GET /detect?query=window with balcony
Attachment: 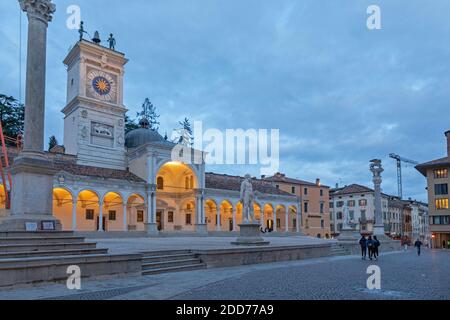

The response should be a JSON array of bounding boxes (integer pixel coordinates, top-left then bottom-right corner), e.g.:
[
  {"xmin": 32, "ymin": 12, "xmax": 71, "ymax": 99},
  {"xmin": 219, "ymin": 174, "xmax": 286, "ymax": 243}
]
[
  {"xmin": 434, "ymin": 169, "xmax": 448, "ymax": 179},
  {"xmin": 435, "ymin": 198, "xmax": 449, "ymax": 210},
  {"xmin": 435, "ymin": 184, "xmax": 449, "ymax": 195}
]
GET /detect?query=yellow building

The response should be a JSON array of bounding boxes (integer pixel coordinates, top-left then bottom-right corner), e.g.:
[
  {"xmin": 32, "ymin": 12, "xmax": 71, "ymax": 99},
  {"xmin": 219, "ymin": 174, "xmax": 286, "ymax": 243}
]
[
  {"xmin": 416, "ymin": 131, "xmax": 450, "ymax": 249},
  {"xmin": 263, "ymin": 173, "xmax": 331, "ymax": 238}
]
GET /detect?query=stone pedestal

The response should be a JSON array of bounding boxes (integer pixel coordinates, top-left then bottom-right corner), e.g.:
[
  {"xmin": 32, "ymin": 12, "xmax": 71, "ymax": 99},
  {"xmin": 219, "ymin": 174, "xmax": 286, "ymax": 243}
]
[
  {"xmin": 373, "ymin": 224, "xmax": 386, "ymax": 237},
  {"xmin": 195, "ymin": 223, "xmax": 208, "ymax": 235},
  {"xmin": 231, "ymin": 223, "xmax": 270, "ymax": 246},
  {"xmin": 145, "ymin": 223, "xmax": 159, "ymax": 235},
  {"xmin": 338, "ymin": 228, "xmax": 361, "ymax": 241},
  {"xmin": 0, "ymin": 156, "xmax": 61, "ymax": 231}
]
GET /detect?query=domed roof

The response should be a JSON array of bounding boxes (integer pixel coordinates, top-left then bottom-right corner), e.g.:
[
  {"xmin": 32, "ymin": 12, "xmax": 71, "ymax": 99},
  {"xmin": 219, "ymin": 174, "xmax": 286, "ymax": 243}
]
[{"xmin": 125, "ymin": 128, "xmax": 167, "ymax": 148}]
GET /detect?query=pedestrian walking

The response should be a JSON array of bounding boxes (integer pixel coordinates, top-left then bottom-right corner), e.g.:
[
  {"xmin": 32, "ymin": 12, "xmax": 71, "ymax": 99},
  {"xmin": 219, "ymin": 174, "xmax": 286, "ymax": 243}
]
[
  {"xmin": 359, "ymin": 235, "xmax": 367, "ymax": 260},
  {"xmin": 367, "ymin": 236, "xmax": 375, "ymax": 260},
  {"xmin": 373, "ymin": 236, "xmax": 380, "ymax": 260},
  {"xmin": 414, "ymin": 239, "xmax": 423, "ymax": 256}
]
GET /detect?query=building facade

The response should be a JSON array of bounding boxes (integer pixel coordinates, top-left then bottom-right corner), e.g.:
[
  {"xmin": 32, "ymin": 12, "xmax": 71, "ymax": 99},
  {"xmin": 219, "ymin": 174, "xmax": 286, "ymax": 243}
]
[
  {"xmin": 329, "ymin": 184, "xmax": 389, "ymax": 237},
  {"xmin": 264, "ymin": 173, "xmax": 331, "ymax": 238},
  {"xmin": 0, "ymin": 39, "xmax": 302, "ymax": 235},
  {"xmin": 416, "ymin": 131, "xmax": 450, "ymax": 249}
]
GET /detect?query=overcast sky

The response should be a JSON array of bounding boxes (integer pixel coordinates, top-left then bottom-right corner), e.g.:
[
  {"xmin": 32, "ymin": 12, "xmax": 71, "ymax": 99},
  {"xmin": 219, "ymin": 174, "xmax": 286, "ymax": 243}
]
[{"xmin": 1, "ymin": 0, "xmax": 450, "ymax": 201}]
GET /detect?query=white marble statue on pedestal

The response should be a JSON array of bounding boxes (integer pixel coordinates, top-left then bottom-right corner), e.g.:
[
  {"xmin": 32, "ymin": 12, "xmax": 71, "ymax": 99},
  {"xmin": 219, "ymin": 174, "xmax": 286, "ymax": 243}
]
[{"xmin": 240, "ymin": 174, "xmax": 256, "ymax": 223}]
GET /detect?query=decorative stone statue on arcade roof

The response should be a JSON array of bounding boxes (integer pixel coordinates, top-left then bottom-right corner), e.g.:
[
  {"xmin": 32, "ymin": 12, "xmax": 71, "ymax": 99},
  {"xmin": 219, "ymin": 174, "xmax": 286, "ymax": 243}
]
[{"xmin": 108, "ymin": 33, "xmax": 116, "ymax": 51}]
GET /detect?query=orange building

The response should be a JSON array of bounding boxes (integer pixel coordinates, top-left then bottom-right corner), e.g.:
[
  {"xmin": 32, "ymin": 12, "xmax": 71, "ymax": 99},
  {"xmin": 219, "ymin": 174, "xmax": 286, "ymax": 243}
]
[{"xmin": 263, "ymin": 173, "xmax": 331, "ymax": 238}]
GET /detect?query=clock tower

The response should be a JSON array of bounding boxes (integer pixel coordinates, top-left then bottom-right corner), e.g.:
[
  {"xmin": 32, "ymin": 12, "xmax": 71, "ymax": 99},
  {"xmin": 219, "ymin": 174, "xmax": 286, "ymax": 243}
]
[{"xmin": 62, "ymin": 39, "xmax": 128, "ymax": 170}]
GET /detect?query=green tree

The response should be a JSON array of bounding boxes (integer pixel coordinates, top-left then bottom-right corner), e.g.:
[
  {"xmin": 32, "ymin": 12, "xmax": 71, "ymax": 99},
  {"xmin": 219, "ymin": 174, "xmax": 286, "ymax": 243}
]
[
  {"xmin": 48, "ymin": 135, "xmax": 58, "ymax": 151},
  {"xmin": 0, "ymin": 94, "xmax": 25, "ymax": 143},
  {"xmin": 177, "ymin": 117, "xmax": 193, "ymax": 146},
  {"xmin": 125, "ymin": 114, "xmax": 139, "ymax": 134},
  {"xmin": 137, "ymin": 98, "xmax": 160, "ymax": 131}
]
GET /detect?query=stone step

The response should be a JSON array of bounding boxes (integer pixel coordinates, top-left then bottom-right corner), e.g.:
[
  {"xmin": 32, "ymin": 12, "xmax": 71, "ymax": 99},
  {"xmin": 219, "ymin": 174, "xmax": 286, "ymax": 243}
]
[
  {"xmin": 142, "ymin": 258, "xmax": 201, "ymax": 270},
  {"xmin": 140, "ymin": 250, "xmax": 193, "ymax": 257},
  {"xmin": 142, "ymin": 253, "xmax": 197, "ymax": 263},
  {"xmin": 0, "ymin": 231, "xmax": 75, "ymax": 239},
  {"xmin": 142, "ymin": 263, "xmax": 207, "ymax": 276},
  {"xmin": 0, "ymin": 248, "xmax": 108, "ymax": 259},
  {"xmin": 0, "ymin": 236, "xmax": 86, "ymax": 245},
  {"xmin": 0, "ymin": 253, "xmax": 142, "ymax": 288},
  {"xmin": 0, "ymin": 242, "xmax": 98, "ymax": 253}
]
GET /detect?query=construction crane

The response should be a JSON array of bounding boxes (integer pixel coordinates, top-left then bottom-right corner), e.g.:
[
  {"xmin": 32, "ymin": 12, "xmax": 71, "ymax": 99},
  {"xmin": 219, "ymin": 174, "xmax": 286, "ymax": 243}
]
[{"xmin": 389, "ymin": 153, "xmax": 419, "ymax": 200}]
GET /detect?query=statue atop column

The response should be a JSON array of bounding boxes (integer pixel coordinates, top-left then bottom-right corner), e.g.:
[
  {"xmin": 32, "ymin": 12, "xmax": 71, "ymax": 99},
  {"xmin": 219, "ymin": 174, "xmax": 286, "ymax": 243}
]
[{"xmin": 240, "ymin": 174, "xmax": 256, "ymax": 223}]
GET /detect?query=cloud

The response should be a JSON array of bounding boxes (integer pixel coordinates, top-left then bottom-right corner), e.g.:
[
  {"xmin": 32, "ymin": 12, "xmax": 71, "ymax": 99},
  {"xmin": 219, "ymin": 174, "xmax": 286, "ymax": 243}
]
[{"xmin": 1, "ymin": 0, "xmax": 449, "ymax": 201}]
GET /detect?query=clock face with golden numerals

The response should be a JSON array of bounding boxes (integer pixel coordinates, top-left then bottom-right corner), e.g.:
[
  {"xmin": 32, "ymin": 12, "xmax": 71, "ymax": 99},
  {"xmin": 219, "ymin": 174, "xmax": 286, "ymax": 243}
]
[{"xmin": 86, "ymin": 69, "xmax": 117, "ymax": 102}]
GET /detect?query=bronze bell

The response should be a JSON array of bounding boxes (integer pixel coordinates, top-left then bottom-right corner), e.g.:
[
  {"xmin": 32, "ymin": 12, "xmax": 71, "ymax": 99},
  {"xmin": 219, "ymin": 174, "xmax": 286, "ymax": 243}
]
[{"xmin": 92, "ymin": 31, "xmax": 101, "ymax": 44}]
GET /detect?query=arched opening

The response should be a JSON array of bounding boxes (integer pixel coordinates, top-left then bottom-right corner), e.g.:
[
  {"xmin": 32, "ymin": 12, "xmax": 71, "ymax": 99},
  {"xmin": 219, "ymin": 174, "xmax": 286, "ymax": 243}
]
[
  {"xmin": 204, "ymin": 199, "xmax": 217, "ymax": 231},
  {"xmin": 264, "ymin": 204, "xmax": 274, "ymax": 231},
  {"xmin": 220, "ymin": 200, "xmax": 233, "ymax": 232},
  {"xmin": 276, "ymin": 205, "xmax": 286, "ymax": 232},
  {"xmin": 317, "ymin": 234, "xmax": 322, "ymax": 238},
  {"xmin": 103, "ymin": 192, "xmax": 124, "ymax": 231},
  {"xmin": 76, "ymin": 190, "xmax": 100, "ymax": 231},
  {"xmin": 53, "ymin": 188, "xmax": 73, "ymax": 231},
  {"xmin": 156, "ymin": 176, "xmax": 164, "ymax": 190},
  {"xmin": 155, "ymin": 161, "xmax": 198, "ymax": 232},
  {"xmin": 127, "ymin": 194, "xmax": 146, "ymax": 231},
  {"xmin": 253, "ymin": 202, "xmax": 262, "ymax": 223}
]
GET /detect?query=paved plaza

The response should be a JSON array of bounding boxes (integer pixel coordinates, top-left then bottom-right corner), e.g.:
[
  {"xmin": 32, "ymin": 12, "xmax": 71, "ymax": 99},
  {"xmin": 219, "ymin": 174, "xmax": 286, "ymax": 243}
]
[
  {"xmin": 0, "ymin": 249, "xmax": 448, "ymax": 300},
  {"xmin": 91, "ymin": 236, "xmax": 332, "ymax": 254}
]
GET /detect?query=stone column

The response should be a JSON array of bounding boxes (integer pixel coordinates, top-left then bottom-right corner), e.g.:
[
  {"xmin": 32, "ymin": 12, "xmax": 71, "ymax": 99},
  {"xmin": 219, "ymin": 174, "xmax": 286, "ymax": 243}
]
[
  {"xmin": 98, "ymin": 200, "xmax": 104, "ymax": 232},
  {"xmin": 0, "ymin": 1, "xmax": 58, "ymax": 231},
  {"xmin": 145, "ymin": 185, "xmax": 158, "ymax": 235},
  {"xmin": 71, "ymin": 200, "xmax": 77, "ymax": 231},
  {"xmin": 285, "ymin": 207, "xmax": 289, "ymax": 232},
  {"xmin": 273, "ymin": 208, "xmax": 277, "ymax": 232},
  {"xmin": 260, "ymin": 208, "xmax": 264, "ymax": 228},
  {"xmin": 122, "ymin": 202, "xmax": 128, "ymax": 231},
  {"xmin": 232, "ymin": 207, "xmax": 237, "ymax": 232},
  {"xmin": 195, "ymin": 190, "xmax": 207, "ymax": 234},
  {"xmin": 20, "ymin": 0, "xmax": 55, "ymax": 154},
  {"xmin": 296, "ymin": 200, "xmax": 301, "ymax": 233},
  {"xmin": 216, "ymin": 204, "xmax": 221, "ymax": 231},
  {"xmin": 370, "ymin": 159, "xmax": 385, "ymax": 236}
]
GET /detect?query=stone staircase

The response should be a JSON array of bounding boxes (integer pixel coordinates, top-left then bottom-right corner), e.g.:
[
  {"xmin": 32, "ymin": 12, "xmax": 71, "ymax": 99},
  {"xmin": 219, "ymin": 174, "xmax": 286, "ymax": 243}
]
[
  {"xmin": 330, "ymin": 243, "xmax": 352, "ymax": 257},
  {"xmin": 0, "ymin": 231, "xmax": 141, "ymax": 287},
  {"xmin": 141, "ymin": 250, "xmax": 206, "ymax": 275}
]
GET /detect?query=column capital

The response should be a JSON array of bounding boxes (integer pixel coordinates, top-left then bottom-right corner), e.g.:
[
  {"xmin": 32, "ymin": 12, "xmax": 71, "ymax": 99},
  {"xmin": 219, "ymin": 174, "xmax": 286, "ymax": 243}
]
[{"xmin": 19, "ymin": 0, "xmax": 56, "ymax": 24}]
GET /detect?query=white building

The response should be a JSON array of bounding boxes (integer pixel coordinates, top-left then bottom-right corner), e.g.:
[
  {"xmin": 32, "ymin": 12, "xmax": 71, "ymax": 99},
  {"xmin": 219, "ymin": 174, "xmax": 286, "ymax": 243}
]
[{"xmin": 329, "ymin": 184, "xmax": 389, "ymax": 236}]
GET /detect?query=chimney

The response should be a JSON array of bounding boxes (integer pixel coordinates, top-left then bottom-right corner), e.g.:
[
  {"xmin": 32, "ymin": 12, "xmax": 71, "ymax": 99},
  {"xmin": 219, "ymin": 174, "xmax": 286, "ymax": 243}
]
[
  {"xmin": 316, "ymin": 178, "xmax": 321, "ymax": 186},
  {"xmin": 446, "ymin": 130, "xmax": 450, "ymax": 156}
]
